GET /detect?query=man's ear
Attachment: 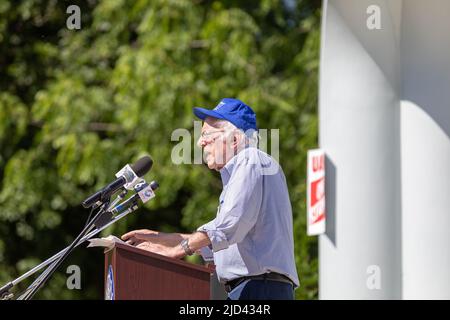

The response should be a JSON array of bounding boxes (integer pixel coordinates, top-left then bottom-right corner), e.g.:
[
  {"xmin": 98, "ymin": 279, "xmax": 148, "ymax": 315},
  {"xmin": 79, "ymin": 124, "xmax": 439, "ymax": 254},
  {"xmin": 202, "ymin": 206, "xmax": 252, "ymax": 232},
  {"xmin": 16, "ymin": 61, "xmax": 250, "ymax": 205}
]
[
  {"xmin": 232, "ymin": 134, "xmax": 238, "ymax": 147},
  {"xmin": 232, "ymin": 133, "xmax": 243, "ymax": 151}
]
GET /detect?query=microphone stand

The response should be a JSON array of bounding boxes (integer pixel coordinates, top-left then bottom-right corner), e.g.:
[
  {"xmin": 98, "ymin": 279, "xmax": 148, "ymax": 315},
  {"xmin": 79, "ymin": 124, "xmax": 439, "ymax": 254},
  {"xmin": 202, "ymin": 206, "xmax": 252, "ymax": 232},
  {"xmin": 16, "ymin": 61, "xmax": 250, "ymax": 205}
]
[
  {"xmin": 19, "ymin": 199, "xmax": 112, "ymax": 300},
  {"xmin": 0, "ymin": 191, "xmax": 141, "ymax": 300}
]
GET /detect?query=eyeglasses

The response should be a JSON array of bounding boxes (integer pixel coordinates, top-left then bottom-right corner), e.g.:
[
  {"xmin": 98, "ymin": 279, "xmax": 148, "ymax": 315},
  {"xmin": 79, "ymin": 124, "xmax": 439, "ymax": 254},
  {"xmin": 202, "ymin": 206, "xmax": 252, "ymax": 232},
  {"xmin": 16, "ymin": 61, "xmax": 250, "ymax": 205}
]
[{"xmin": 200, "ymin": 130, "xmax": 225, "ymax": 139}]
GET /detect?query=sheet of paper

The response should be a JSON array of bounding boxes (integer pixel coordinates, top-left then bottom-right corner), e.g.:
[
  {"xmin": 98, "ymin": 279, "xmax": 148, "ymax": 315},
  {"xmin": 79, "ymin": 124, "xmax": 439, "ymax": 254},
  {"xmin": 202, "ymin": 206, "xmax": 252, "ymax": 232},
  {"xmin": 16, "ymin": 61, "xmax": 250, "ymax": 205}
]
[{"xmin": 87, "ymin": 235, "xmax": 128, "ymax": 249}]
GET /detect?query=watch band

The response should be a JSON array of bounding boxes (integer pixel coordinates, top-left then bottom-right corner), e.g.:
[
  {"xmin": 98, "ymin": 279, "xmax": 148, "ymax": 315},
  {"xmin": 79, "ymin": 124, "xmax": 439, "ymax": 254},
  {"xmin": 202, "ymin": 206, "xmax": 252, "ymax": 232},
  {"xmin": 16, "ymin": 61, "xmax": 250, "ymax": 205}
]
[{"xmin": 180, "ymin": 239, "xmax": 194, "ymax": 256}]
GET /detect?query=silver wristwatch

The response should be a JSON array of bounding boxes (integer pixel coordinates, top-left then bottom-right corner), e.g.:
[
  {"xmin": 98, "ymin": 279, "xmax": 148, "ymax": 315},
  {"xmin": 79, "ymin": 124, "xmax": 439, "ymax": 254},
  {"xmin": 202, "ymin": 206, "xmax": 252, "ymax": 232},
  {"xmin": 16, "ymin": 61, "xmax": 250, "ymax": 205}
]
[{"xmin": 180, "ymin": 239, "xmax": 194, "ymax": 256}]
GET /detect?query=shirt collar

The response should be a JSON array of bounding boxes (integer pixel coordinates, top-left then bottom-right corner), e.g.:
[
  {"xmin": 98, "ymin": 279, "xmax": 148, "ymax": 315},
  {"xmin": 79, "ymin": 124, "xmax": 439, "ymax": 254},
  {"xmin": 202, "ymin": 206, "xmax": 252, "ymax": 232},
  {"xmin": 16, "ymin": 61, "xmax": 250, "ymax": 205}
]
[
  {"xmin": 219, "ymin": 155, "xmax": 237, "ymax": 187},
  {"xmin": 219, "ymin": 147, "xmax": 254, "ymax": 186}
]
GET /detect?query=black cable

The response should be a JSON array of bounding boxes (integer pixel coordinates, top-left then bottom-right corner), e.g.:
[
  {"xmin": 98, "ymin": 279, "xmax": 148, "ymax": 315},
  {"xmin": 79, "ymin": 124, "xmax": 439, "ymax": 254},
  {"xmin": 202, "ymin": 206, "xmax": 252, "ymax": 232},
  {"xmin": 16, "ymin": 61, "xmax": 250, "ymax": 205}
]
[
  {"xmin": 23, "ymin": 200, "xmax": 110, "ymax": 300},
  {"xmin": 20, "ymin": 203, "xmax": 100, "ymax": 299},
  {"xmin": 83, "ymin": 204, "xmax": 96, "ymax": 229}
]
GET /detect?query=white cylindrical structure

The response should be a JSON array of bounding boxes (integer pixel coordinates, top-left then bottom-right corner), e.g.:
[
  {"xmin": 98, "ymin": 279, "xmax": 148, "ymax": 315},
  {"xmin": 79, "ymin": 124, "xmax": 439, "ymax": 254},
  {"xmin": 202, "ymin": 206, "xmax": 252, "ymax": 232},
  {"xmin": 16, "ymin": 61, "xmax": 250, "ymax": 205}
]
[
  {"xmin": 319, "ymin": 0, "xmax": 450, "ymax": 299},
  {"xmin": 400, "ymin": 0, "xmax": 450, "ymax": 300},
  {"xmin": 319, "ymin": 0, "xmax": 402, "ymax": 299}
]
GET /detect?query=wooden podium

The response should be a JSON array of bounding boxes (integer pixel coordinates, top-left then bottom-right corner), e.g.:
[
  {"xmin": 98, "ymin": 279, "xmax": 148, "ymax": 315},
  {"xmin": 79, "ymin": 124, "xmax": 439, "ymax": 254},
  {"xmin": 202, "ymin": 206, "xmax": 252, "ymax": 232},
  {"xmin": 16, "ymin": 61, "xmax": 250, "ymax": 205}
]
[{"xmin": 104, "ymin": 242, "xmax": 213, "ymax": 300}]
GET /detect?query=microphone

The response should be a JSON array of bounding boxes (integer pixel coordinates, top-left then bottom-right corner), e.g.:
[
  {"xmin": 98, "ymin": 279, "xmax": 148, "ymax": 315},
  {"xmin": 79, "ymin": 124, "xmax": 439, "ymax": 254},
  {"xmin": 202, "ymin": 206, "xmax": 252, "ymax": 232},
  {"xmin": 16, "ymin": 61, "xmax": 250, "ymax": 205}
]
[
  {"xmin": 82, "ymin": 156, "xmax": 153, "ymax": 208},
  {"xmin": 110, "ymin": 180, "xmax": 159, "ymax": 215},
  {"xmin": 93, "ymin": 180, "xmax": 159, "ymax": 229}
]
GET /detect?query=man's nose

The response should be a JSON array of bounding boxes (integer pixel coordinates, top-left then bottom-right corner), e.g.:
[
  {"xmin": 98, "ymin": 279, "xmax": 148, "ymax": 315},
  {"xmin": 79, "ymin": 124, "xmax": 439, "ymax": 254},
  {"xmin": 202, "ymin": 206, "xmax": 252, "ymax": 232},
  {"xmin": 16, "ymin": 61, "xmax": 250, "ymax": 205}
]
[{"xmin": 197, "ymin": 137, "xmax": 207, "ymax": 148}]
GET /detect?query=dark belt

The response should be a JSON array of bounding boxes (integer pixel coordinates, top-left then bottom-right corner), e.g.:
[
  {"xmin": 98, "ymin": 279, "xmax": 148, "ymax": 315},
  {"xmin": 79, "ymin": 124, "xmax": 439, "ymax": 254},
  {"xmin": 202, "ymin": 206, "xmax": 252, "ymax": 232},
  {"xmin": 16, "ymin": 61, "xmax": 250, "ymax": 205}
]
[{"xmin": 224, "ymin": 272, "xmax": 293, "ymax": 293}]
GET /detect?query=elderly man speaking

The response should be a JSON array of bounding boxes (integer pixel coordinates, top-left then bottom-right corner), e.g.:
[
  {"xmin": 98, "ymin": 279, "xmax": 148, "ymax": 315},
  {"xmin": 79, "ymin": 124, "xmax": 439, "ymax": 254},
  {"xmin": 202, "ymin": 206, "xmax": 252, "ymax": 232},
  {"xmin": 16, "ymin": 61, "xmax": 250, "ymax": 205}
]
[{"xmin": 122, "ymin": 98, "xmax": 299, "ymax": 300}]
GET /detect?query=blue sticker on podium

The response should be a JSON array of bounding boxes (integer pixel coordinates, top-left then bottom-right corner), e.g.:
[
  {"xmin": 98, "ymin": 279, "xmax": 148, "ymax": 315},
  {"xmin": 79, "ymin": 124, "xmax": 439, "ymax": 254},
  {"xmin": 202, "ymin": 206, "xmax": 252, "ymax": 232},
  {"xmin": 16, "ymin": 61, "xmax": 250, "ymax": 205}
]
[{"xmin": 105, "ymin": 264, "xmax": 114, "ymax": 300}]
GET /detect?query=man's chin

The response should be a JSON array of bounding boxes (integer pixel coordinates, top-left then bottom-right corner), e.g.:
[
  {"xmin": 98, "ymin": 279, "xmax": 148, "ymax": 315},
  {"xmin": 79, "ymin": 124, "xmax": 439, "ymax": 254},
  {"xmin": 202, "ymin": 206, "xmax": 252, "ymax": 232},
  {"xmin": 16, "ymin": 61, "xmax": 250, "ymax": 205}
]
[
  {"xmin": 206, "ymin": 160, "xmax": 221, "ymax": 171},
  {"xmin": 206, "ymin": 161, "xmax": 216, "ymax": 170}
]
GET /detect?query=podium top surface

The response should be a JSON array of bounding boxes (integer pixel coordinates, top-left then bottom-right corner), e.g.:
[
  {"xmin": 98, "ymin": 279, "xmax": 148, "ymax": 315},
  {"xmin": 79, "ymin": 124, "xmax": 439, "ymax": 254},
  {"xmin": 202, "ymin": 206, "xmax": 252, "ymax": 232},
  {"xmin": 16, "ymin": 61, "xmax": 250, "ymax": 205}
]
[{"xmin": 109, "ymin": 242, "xmax": 214, "ymax": 274}]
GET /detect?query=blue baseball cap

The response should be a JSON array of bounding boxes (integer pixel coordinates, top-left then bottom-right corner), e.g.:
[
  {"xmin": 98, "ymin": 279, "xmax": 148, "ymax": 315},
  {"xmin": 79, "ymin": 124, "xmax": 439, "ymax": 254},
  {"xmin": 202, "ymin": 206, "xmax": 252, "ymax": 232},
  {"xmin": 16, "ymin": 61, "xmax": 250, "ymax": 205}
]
[{"xmin": 193, "ymin": 98, "xmax": 257, "ymax": 132}]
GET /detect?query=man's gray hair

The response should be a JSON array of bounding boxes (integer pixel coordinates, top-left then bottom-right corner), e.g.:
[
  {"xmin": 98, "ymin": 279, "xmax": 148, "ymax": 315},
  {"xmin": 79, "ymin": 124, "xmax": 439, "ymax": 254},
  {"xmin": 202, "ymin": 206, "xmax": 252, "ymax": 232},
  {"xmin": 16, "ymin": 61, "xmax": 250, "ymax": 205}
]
[{"xmin": 214, "ymin": 119, "xmax": 259, "ymax": 148}]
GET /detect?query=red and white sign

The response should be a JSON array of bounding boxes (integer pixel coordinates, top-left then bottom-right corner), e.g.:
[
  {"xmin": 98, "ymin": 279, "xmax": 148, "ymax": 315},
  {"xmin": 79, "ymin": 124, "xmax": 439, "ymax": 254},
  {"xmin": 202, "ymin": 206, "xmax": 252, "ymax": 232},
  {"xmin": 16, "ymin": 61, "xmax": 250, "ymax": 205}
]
[{"xmin": 307, "ymin": 149, "xmax": 326, "ymax": 235}]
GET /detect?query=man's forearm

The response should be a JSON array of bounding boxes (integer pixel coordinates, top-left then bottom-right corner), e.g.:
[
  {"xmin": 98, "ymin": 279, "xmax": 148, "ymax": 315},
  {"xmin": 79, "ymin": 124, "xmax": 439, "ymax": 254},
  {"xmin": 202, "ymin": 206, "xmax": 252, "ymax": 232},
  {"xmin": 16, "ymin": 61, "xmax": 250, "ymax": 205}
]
[
  {"xmin": 171, "ymin": 231, "xmax": 211, "ymax": 259},
  {"xmin": 156, "ymin": 232, "xmax": 191, "ymax": 246}
]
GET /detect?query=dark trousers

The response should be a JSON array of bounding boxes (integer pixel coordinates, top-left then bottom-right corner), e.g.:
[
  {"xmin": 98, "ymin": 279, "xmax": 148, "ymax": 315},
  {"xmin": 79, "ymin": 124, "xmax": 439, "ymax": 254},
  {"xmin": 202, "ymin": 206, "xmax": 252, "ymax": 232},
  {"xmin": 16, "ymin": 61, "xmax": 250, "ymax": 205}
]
[{"xmin": 227, "ymin": 279, "xmax": 295, "ymax": 300}]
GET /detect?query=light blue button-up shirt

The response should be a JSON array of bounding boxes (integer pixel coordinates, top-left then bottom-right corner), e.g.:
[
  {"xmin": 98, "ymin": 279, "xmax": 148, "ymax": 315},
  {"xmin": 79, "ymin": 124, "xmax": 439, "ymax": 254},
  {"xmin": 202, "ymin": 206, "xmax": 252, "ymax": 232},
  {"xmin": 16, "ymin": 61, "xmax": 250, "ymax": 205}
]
[{"xmin": 197, "ymin": 147, "xmax": 300, "ymax": 287}]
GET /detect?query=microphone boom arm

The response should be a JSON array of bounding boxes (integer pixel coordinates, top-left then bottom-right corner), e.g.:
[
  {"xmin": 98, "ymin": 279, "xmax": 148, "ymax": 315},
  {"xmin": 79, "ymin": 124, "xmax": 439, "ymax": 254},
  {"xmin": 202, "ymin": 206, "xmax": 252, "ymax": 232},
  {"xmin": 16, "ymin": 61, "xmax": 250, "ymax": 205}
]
[{"xmin": 0, "ymin": 192, "xmax": 147, "ymax": 300}]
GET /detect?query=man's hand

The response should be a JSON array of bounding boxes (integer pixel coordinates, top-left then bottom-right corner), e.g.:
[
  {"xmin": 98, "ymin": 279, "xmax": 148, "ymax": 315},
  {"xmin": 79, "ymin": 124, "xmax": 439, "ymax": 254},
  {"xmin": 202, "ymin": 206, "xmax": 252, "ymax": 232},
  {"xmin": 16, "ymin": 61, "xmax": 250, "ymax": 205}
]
[
  {"xmin": 121, "ymin": 229, "xmax": 184, "ymax": 247},
  {"xmin": 134, "ymin": 242, "xmax": 184, "ymax": 259},
  {"xmin": 120, "ymin": 230, "xmax": 212, "ymax": 260}
]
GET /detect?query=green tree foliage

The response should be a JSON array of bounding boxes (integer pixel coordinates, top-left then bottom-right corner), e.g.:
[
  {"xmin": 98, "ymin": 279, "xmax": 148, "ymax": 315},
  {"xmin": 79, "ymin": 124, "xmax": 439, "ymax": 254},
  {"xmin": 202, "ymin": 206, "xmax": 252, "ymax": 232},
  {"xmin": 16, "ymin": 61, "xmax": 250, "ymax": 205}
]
[{"xmin": 0, "ymin": 0, "xmax": 320, "ymax": 299}]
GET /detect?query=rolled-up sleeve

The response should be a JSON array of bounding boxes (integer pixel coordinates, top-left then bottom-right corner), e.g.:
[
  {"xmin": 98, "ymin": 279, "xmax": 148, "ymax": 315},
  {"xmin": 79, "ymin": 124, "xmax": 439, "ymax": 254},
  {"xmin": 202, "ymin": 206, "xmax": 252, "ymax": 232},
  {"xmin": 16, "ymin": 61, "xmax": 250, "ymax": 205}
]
[{"xmin": 197, "ymin": 161, "xmax": 263, "ymax": 252}]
